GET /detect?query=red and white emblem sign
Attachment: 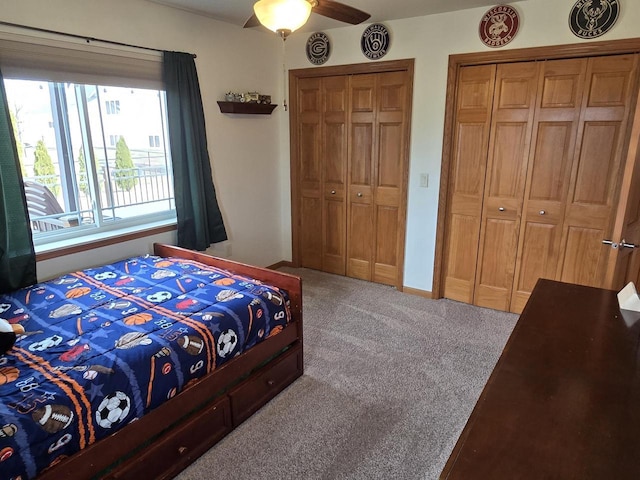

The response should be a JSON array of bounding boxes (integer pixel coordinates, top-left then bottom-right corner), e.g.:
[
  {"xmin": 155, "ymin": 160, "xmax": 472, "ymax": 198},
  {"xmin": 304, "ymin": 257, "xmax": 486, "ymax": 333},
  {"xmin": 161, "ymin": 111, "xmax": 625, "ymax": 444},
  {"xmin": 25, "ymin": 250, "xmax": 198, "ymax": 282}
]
[{"xmin": 479, "ymin": 5, "xmax": 520, "ymax": 48}]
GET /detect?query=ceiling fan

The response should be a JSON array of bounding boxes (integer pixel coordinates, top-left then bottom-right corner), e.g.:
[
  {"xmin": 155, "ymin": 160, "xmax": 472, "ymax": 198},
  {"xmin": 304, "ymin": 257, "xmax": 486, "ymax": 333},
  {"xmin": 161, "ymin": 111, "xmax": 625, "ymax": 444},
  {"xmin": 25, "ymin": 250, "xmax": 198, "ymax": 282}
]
[{"xmin": 244, "ymin": 0, "xmax": 371, "ymax": 38}]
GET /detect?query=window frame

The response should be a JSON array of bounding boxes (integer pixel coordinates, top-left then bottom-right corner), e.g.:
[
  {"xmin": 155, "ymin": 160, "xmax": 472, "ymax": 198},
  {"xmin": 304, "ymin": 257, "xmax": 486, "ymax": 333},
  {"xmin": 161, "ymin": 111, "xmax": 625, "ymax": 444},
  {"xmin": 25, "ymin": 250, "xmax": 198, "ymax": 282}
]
[{"xmin": 0, "ymin": 31, "xmax": 176, "ymax": 256}]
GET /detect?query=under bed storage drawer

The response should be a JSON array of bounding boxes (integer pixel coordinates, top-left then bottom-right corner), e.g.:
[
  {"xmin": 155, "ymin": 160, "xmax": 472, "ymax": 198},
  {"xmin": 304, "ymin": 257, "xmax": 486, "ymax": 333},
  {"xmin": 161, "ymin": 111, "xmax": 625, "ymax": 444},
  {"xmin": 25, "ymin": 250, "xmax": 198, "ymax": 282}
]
[
  {"xmin": 230, "ymin": 345, "xmax": 302, "ymax": 425},
  {"xmin": 106, "ymin": 395, "xmax": 232, "ymax": 480}
]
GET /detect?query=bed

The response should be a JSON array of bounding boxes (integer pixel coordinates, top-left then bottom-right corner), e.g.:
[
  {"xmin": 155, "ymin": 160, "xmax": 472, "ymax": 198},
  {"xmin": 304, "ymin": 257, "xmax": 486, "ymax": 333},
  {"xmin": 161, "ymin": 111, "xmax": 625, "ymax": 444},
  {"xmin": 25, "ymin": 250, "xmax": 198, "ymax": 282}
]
[{"xmin": 0, "ymin": 243, "xmax": 303, "ymax": 480}]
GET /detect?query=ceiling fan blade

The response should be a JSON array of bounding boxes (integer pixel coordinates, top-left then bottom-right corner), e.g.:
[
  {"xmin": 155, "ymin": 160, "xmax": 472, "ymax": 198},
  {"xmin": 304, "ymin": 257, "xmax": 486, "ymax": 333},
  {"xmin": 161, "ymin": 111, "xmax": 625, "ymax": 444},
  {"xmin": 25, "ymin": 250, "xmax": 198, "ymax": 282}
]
[
  {"xmin": 243, "ymin": 13, "xmax": 261, "ymax": 28},
  {"xmin": 313, "ymin": 0, "xmax": 371, "ymax": 25}
]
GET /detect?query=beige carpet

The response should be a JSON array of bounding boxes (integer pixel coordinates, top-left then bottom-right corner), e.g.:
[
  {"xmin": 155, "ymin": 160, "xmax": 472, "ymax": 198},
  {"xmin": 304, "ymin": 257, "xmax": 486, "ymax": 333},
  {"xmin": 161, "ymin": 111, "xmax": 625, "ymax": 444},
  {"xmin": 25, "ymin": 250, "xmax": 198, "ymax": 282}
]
[{"xmin": 177, "ymin": 268, "xmax": 517, "ymax": 480}]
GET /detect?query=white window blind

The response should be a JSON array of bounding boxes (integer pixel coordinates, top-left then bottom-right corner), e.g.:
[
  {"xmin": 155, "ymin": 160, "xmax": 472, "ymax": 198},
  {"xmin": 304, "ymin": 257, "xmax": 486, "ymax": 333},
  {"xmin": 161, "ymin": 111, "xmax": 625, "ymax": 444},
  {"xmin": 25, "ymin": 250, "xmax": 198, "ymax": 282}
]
[{"xmin": 0, "ymin": 31, "xmax": 162, "ymax": 89}]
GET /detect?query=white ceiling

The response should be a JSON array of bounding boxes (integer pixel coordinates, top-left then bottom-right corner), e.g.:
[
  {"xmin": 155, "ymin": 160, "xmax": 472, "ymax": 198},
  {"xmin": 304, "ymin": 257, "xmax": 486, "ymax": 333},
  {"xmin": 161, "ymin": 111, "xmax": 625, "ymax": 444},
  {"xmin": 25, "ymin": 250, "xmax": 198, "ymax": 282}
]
[{"xmin": 146, "ymin": 0, "xmax": 528, "ymax": 33}]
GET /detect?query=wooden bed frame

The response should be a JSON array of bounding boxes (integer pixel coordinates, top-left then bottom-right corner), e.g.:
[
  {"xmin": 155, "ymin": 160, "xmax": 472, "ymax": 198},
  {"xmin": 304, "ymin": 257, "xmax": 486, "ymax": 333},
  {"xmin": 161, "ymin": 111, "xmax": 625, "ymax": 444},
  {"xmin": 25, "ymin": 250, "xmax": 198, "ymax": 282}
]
[{"xmin": 37, "ymin": 243, "xmax": 303, "ymax": 480}]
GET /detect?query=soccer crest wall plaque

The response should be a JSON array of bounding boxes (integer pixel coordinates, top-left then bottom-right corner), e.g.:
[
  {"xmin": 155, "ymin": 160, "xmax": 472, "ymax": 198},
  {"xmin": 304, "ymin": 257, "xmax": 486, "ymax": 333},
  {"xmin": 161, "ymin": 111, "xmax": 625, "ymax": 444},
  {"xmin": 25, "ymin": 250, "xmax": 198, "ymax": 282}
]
[
  {"xmin": 479, "ymin": 5, "xmax": 520, "ymax": 48},
  {"xmin": 569, "ymin": 0, "xmax": 620, "ymax": 39},
  {"xmin": 306, "ymin": 32, "xmax": 331, "ymax": 65},
  {"xmin": 361, "ymin": 23, "xmax": 391, "ymax": 60}
]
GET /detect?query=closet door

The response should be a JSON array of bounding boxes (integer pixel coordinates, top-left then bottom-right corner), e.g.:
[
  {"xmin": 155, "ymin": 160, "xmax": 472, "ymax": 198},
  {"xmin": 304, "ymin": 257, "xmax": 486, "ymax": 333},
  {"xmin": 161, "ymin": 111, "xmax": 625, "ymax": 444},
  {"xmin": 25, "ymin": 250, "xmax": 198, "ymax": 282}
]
[
  {"xmin": 442, "ymin": 65, "xmax": 496, "ymax": 303},
  {"xmin": 297, "ymin": 77, "xmax": 323, "ymax": 270},
  {"xmin": 510, "ymin": 59, "xmax": 587, "ymax": 313},
  {"xmin": 474, "ymin": 62, "xmax": 539, "ymax": 311},
  {"xmin": 347, "ymin": 74, "xmax": 376, "ymax": 280},
  {"xmin": 559, "ymin": 54, "xmax": 639, "ymax": 286},
  {"xmin": 373, "ymin": 70, "xmax": 410, "ymax": 286},
  {"xmin": 606, "ymin": 89, "xmax": 640, "ymax": 288},
  {"xmin": 346, "ymin": 71, "xmax": 411, "ymax": 285},
  {"xmin": 322, "ymin": 76, "xmax": 348, "ymax": 275}
]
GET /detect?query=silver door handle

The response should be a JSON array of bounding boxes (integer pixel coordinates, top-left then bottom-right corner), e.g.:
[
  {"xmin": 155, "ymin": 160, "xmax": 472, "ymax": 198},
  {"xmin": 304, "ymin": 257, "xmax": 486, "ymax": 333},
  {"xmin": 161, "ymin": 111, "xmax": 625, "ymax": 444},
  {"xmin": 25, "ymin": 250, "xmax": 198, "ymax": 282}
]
[
  {"xmin": 498, "ymin": 207, "xmax": 505, "ymax": 212},
  {"xmin": 621, "ymin": 239, "xmax": 638, "ymax": 249},
  {"xmin": 602, "ymin": 240, "xmax": 619, "ymax": 249}
]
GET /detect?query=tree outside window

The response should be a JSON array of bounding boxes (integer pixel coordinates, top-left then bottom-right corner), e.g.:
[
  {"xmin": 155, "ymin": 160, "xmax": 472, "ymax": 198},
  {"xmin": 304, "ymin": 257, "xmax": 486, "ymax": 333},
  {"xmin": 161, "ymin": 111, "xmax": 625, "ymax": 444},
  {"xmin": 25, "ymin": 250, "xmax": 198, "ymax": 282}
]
[{"xmin": 114, "ymin": 136, "xmax": 137, "ymax": 191}]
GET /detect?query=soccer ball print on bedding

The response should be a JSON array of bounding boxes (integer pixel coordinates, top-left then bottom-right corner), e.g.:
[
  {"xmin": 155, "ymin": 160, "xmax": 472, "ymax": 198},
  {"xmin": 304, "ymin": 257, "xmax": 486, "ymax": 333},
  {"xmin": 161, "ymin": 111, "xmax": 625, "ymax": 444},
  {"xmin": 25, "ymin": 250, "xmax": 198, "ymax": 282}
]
[
  {"xmin": 216, "ymin": 329, "xmax": 238, "ymax": 358},
  {"xmin": 95, "ymin": 391, "xmax": 131, "ymax": 429}
]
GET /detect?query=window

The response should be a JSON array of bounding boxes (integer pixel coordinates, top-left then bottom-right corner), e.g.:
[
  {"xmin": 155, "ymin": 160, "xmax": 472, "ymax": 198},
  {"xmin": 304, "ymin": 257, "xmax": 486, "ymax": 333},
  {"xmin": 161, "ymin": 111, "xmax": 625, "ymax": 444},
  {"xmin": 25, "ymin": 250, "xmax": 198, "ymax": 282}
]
[
  {"xmin": 0, "ymin": 32, "xmax": 173, "ymax": 250},
  {"xmin": 105, "ymin": 99, "xmax": 120, "ymax": 115},
  {"xmin": 5, "ymin": 79, "xmax": 175, "ymax": 248},
  {"xmin": 149, "ymin": 135, "xmax": 160, "ymax": 148}
]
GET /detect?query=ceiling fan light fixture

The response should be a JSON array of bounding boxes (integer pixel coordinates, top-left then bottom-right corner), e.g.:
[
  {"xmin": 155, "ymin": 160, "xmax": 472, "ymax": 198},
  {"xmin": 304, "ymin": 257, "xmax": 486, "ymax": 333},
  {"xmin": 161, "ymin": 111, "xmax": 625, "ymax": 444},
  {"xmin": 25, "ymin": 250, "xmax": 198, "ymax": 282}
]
[{"xmin": 254, "ymin": 0, "xmax": 312, "ymax": 35}]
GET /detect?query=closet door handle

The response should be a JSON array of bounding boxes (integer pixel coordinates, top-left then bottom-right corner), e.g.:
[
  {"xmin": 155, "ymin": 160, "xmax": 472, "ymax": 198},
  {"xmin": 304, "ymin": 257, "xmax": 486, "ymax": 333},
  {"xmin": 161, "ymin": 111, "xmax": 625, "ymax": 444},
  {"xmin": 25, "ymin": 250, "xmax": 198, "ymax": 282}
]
[
  {"xmin": 357, "ymin": 192, "xmax": 363, "ymax": 197},
  {"xmin": 621, "ymin": 240, "xmax": 638, "ymax": 249},
  {"xmin": 498, "ymin": 207, "xmax": 505, "ymax": 212}
]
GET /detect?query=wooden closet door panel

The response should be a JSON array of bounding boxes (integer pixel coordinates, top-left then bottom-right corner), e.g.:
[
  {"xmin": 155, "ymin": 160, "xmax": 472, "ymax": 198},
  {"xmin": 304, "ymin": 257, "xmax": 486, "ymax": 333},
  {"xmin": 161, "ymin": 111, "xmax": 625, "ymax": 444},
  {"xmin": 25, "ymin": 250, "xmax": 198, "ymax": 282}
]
[
  {"xmin": 443, "ymin": 65, "xmax": 496, "ymax": 303},
  {"xmin": 511, "ymin": 59, "xmax": 587, "ymax": 313},
  {"xmin": 298, "ymin": 78, "xmax": 323, "ymax": 269},
  {"xmin": 322, "ymin": 76, "xmax": 348, "ymax": 274},
  {"xmin": 475, "ymin": 62, "xmax": 539, "ymax": 311},
  {"xmin": 607, "ymin": 88, "xmax": 640, "ymax": 288},
  {"xmin": 560, "ymin": 55, "xmax": 638, "ymax": 287},
  {"xmin": 373, "ymin": 71, "xmax": 409, "ymax": 286},
  {"xmin": 347, "ymin": 74, "xmax": 376, "ymax": 280}
]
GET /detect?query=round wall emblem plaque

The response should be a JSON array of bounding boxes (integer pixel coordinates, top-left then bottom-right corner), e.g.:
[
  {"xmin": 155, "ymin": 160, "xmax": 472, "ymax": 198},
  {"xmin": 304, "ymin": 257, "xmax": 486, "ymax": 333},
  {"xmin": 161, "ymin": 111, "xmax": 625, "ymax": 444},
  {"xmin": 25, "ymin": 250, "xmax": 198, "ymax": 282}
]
[
  {"xmin": 306, "ymin": 32, "xmax": 331, "ymax": 65},
  {"xmin": 479, "ymin": 5, "xmax": 520, "ymax": 48},
  {"xmin": 361, "ymin": 23, "xmax": 391, "ymax": 60},
  {"xmin": 569, "ymin": 0, "xmax": 620, "ymax": 39}
]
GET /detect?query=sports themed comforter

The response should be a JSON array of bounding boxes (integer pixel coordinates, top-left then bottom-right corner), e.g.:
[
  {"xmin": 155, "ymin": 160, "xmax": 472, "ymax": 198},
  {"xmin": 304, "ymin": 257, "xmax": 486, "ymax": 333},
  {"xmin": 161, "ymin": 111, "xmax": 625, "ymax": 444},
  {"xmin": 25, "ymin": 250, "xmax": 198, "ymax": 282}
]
[{"xmin": 0, "ymin": 254, "xmax": 291, "ymax": 480}]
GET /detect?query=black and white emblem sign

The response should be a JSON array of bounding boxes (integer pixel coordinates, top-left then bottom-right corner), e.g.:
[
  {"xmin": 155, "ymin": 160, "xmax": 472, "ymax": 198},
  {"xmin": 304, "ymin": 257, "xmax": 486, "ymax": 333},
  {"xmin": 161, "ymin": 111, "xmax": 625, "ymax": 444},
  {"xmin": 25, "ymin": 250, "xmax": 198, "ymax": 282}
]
[
  {"xmin": 306, "ymin": 32, "xmax": 331, "ymax": 65},
  {"xmin": 569, "ymin": 0, "xmax": 620, "ymax": 39},
  {"xmin": 361, "ymin": 24, "xmax": 390, "ymax": 60}
]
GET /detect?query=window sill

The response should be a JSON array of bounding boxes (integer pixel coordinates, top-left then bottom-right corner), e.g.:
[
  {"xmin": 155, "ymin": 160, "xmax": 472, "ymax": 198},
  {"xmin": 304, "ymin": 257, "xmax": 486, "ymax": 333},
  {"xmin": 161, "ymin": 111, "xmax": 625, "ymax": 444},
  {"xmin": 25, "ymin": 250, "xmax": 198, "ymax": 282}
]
[{"xmin": 35, "ymin": 221, "xmax": 177, "ymax": 262}]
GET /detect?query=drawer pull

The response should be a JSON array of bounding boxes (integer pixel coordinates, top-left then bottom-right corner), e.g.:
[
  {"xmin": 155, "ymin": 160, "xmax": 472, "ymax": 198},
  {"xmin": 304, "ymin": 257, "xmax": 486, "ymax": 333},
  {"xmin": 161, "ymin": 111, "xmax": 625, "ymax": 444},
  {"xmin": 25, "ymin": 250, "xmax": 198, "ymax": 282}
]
[
  {"xmin": 539, "ymin": 210, "xmax": 546, "ymax": 215},
  {"xmin": 498, "ymin": 207, "xmax": 505, "ymax": 212},
  {"xmin": 178, "ymin": 446, "xmax": 188, "ymax": 455},
  {"xmin": 331, "ymin": 190, "xmax": 336, "ymax": 194},
  {"xmin": 357, "ymin": 192, "xmax": 363, "ymax": 197},
  {"xmin": 267, "ymin": 379, "xmax": 275, "ymax": 387}
]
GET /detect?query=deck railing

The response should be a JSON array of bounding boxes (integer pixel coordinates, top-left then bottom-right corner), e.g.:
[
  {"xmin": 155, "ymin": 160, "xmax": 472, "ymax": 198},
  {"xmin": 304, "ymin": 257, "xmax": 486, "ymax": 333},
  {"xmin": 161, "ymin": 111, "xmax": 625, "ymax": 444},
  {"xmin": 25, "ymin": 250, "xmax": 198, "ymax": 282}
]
[{"xmin": 25, "ymin": 164, "xmax": 174, "ymax": 231}]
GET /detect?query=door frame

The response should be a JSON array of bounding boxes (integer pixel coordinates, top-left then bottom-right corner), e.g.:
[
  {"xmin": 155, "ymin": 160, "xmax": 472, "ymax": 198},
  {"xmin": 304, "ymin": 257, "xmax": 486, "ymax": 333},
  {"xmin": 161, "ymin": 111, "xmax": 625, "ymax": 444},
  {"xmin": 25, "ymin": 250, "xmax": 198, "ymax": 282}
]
[
  {"xmin": 433, "ymin": 37, "xmax": 640, "ymax": 299},
  {"xmin": 289, "ymin": 59, "xmax": 415, "ymax": 290}
]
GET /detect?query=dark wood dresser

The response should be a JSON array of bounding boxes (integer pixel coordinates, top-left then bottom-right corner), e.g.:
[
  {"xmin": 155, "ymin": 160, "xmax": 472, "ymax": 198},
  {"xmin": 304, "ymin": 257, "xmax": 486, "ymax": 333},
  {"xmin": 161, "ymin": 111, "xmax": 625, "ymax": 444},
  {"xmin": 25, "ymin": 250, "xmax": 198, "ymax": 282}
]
[{"xmin": 440, "ymin": 279, "xmax": 640, "ymax": 480}]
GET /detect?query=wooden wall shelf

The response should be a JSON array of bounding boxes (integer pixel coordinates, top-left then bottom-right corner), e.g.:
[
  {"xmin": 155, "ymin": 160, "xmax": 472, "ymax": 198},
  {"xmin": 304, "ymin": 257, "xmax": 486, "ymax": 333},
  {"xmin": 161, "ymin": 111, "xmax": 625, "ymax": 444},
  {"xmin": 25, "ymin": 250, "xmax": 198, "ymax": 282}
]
[{"xmin": 217, "ymin": 101, "xmax": 277, "ymax": 115}]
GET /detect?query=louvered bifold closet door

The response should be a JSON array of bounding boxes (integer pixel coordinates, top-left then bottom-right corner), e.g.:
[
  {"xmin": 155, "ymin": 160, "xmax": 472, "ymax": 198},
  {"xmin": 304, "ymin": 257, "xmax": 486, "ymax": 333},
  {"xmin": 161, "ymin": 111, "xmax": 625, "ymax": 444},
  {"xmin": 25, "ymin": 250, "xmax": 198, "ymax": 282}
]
[{"xmin": 442, "ymin": 65, "xmax": 496, "ymax": 303}]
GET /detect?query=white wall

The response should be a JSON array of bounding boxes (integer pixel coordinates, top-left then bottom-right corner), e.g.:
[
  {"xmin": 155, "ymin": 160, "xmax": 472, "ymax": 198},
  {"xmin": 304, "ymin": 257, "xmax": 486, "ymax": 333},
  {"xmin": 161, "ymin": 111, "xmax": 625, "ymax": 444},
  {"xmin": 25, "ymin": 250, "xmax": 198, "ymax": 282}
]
[
  {"xmin": 5, "ymin": 0, "xmax": 640, "ymax": 287},
  {"xmin": 282, "ymin": 0, "xmax": 640, "ymax": 292},
  {"xmin": 1, "ymin": 0, "xmax": 286, "ymax": 279}
]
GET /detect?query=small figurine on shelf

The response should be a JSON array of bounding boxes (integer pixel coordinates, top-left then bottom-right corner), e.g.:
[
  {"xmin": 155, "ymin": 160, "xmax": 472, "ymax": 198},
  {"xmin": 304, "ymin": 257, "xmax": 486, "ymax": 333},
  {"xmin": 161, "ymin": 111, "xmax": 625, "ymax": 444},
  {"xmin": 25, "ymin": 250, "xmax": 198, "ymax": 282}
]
[
  {"xmin": 242, "ymin": 92, "xmax": 260, "ymax": 103},
  {"xmin": 222, "ymin": 92, "xmax": 272, "ymax": 105}
]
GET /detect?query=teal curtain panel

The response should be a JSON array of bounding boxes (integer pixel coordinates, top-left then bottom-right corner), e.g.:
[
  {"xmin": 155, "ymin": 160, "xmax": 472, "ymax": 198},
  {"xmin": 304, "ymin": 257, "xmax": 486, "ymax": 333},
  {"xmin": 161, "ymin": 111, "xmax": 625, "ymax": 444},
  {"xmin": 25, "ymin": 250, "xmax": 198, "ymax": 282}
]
[
  {"xmin": 0, "ymin": 68, "xmax": 36, "ymax": 293},
  {"xmin": 163, "ymin": 51, "xmax": 227, "ymax": 251}
]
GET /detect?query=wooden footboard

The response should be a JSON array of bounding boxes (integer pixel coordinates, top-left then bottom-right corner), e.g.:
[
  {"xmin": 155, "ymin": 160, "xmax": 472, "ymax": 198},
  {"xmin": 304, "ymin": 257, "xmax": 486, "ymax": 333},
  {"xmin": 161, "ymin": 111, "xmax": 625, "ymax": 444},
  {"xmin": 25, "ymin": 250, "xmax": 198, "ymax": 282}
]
[{"xmin": 38, "ymin": 244, "xmax": 303, "ymax": 480}]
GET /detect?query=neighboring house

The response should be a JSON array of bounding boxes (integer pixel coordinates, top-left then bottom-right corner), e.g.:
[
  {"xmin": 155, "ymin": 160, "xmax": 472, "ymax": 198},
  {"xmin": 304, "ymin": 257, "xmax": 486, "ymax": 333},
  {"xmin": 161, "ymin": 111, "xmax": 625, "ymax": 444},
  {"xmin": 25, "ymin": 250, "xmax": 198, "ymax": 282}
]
[{"xmin": 3, "ymin": 0, "xmax": 640, "ymax": 291}]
